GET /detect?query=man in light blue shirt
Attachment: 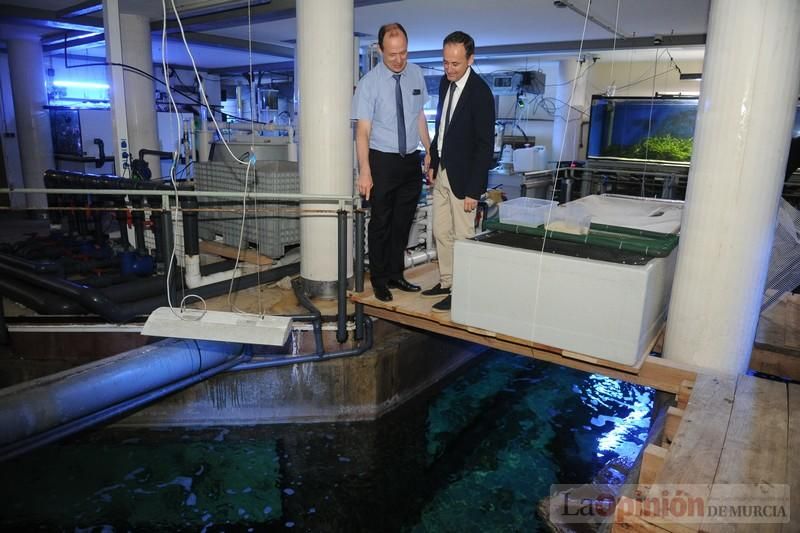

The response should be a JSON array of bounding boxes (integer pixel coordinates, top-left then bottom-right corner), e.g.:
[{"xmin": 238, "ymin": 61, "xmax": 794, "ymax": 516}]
[{"xmin": 352, "ymin": 22, "xmax": 431, "ymax": 302}]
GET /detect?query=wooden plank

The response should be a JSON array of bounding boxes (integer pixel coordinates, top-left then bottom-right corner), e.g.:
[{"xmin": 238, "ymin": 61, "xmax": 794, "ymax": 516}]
[
  {"xmin": 652, "ymin": 374, "xmax": 737, "ymax": 532},
  {"xmin": 783, "ymin": 294, "xmax": 800, "ymax": 350},
  {"xmin": 702, "ymin": 375, "xmax": 788, "ymax": 533},
  {"xmin": 676, "ymin": 380, "xmax": 694, "ymax": 410},
  {"xmin": 613, "ymin": 497, "xmax": 674, "ymax": 532},
  {"xmin": 657, "ymin": 373, "xmax": 736, "ymax": 486},
  {"xmin": 199, "ymin": 240, "xmax": 274, "ymax": 265},
  {"xmin": 663, "ymin": 406, "xmax": 684, "ymax": 446},
  {"xmin": 363, "ymin": 305, "xmax": 698, "ymax": 393},
  {"xmin": 783, "ymin": 383, "xmax": 799, "ymax": 533},
  {"xmin": 749, "ymin": 346, "xmax": 800, "ymax": 383},
  {"xmin": 639, "ymin": 444, "xmax": 669, "ymax": 486}
]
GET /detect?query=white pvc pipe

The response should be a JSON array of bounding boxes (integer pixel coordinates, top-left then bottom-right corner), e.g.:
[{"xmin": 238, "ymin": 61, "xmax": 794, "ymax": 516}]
[
  {"xmin": 6, "ymin": 38, "xmax": 53, "ymax": 213},
  {"xmin": 405, "ymin": 249, "xmax": 437, "ymax": 269},
  {"xmin": 551, "ymin": 58, "xmax": 588, "ymax": 162},
  {"xmin": 296, "ymin": 0, "xmax": 354, "ymax": 298},
  {"xmin": 663, "ymin": 0, "xmax": 800, "ymax": 375},
  {"xmin": 119, "ymin": 13, "xmax": 159, "ymax": 171},
  {"xmin": 183, "ymin": 254, "xmax": 255, "ymax": 289}
]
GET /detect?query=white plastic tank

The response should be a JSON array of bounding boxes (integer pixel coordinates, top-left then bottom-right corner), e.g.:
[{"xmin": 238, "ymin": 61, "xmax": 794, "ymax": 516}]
[{"xmin": 512, "ymin": 145, "xmax": 547, "ymax": 173}]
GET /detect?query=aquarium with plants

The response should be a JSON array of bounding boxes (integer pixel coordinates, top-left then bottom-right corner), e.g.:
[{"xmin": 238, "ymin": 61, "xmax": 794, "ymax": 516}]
[{"xmin": 587, "ymin": 95, "xmax": 698, "ymax": 164}]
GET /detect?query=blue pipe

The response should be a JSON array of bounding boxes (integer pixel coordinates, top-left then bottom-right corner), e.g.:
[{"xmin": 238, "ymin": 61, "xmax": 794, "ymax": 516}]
[
  {"xmin": 0, "ymin": 338, "xmax": 244, "ymax": 448},
  {"xmin": 0, "ymin": 349, "xmax": 250, "ymax": 462}
]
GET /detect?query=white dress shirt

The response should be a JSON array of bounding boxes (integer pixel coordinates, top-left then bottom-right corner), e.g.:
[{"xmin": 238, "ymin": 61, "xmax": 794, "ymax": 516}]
[{"xmin": 436, "ymin": 67, "xmax": 471, "ymax": 155}]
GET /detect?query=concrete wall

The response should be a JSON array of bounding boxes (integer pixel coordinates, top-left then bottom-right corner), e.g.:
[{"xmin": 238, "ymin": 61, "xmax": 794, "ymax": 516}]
[{"xmin": 116, "ymin": 320, "xmax": 487, "ymax": 426}]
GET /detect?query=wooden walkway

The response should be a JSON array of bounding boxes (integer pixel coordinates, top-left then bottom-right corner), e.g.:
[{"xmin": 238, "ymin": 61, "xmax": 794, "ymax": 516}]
[
  {"xmin": 352, "ymin": 264, "xmax": 800, "ymax": 530},
  {"xmin": 351, "ymin": 263, "xmax": 698, "ymax": 394},
  {"xmin": 619, "ymin": 374, "xmax": 799, "ymax": 532}
]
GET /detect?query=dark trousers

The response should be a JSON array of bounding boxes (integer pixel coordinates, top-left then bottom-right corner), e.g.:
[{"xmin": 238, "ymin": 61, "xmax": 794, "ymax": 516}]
[{"xmin": 367, "ymin": 149, "xmax": 423, "ymax": 287}]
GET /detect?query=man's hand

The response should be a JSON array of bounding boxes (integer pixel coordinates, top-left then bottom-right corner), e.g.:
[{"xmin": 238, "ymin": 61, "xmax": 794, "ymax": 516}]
[
  {"xmin": 423, "ymin": 153, "xmax": 431, "ymax": 173},
  {"xmin": 426, "ymin": 167, "xmax": 435, "ymax": 186},
  {"xmin": 464, "ymin": 196, "xmax": 477, "ymax": 212},
  {"xmin": 357, "ymin": 170, "xmax": 373, "ymax": 200}
]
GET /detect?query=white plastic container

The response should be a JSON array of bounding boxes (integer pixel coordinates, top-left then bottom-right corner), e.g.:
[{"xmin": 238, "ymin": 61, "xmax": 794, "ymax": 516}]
[
  {"xmin": 498, "ymin": 197, "xmax": 557, "ymax": 227},
  {"xmin": 513, "ymin": 145, "xmax": 547, "ymax": 172},
  {"xmin": 545, "ymin": 203, "xmax": 592, "ymax": 235},
  {"xmin": 451, "ymin": 238, "xmax": 677, "ymax": 365}
]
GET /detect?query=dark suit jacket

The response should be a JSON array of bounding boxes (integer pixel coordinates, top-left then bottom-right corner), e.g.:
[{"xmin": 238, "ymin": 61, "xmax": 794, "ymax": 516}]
[{"xmin": 429, "ymin": 68, "xmax": 496, "ymax": 200}]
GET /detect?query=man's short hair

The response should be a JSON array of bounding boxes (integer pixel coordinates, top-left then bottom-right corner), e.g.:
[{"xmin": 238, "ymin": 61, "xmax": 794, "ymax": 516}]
[
  {"xmin": 378, "ymin": 22, "xmax": 408, "ymax": 51},
  {"xmin": 443, "ymin": 31, "xmax": 475, "ymax": 58}
]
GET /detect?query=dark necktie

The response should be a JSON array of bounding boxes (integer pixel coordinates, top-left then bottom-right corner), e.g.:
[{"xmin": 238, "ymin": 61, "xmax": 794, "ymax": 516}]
[
  {"xmin": 393, "ymin": 74, "xmax": 406, "ymax": 155},
  {"xmin": 443, "ymin": 82, "xmax": 457, "ymax": 138}
]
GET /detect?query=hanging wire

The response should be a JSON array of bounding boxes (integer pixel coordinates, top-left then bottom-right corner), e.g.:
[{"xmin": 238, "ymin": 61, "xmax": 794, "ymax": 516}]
[
  {"xmin": 530, "ymin": 0, "xmax": 594, "ymax": 340},
  {"xmin": 607, "ymin": 0, "xmax": 622, "ymax": 94}
]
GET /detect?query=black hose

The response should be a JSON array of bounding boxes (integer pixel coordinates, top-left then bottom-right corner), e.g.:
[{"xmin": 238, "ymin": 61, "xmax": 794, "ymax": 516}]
[
  {"xmin": 181, "ymin": 196, "xmax": 200, "ymax": 256},
  {"xmin": 354, "ymin": 209, "xmax": 366, "ymax": 341},
  {"xmin": 337, "ymin": 209, "xmax": 348, "ymax": 344},
  {"xmin": 291, "ymin": 278, "xmax": 323, "ymax": 356}
]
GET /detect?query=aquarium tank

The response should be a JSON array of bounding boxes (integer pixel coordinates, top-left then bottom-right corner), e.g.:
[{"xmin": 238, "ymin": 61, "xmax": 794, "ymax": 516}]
[
  {"xmin": 587, "ymin": 95, "xmax": 698, "ymax": 164},
  {"xmin": 588, "ymin": 95, "xmax": 800, "ymax": 165}
]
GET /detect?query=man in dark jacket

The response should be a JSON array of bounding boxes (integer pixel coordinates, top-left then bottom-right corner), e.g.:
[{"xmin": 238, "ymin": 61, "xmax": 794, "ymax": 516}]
[{"xmin": 422, "ymin": 30, "xmax": 495, "ymax": 312}]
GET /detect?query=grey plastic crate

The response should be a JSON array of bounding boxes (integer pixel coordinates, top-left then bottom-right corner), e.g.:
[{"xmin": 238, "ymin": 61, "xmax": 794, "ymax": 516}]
[{"xmin": 194, "ymin": 161, "xmax": 300, "ymax": 258}]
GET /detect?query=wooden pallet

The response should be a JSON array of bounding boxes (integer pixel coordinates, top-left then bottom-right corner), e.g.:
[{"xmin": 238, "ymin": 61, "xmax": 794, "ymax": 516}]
[
  {"xmin": 351, "ymin": 263, "xmax": 698, "ymax": 393},
  {"xmin": 614, "ymin": 375, "xmax": 799, "ymax": 532}
]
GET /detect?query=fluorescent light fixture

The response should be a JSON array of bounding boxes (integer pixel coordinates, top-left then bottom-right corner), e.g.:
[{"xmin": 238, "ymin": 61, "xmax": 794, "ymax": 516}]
[
  {"xmin": 53, "ymin": 80, "xmax": 110, "ymax": 90},
  {"xmin": 679, "ymin": 73, "xmax": 702, "ymax": 81}
]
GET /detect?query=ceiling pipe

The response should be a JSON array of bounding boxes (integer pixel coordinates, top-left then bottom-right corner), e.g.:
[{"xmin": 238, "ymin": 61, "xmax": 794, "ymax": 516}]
[{"xmin": 553, "ymin": 0, "xmax": 630, "ymax": 39}]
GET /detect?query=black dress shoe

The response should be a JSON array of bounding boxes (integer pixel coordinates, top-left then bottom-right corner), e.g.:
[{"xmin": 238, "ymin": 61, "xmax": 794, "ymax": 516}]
[
  {"xmin": 421, "ymin": 283, "xmax": 451, "ymax": 298},
  {"xmin": 387, "ymin": 278, "xmax": 421, "ymax": 292},
  {"xmin": 431, "ymin": 294, "xmax": 451, "ymax": 313},
  {"xmin": 373, "ymin": 285, "xmax": 393, "ymax": 302}
]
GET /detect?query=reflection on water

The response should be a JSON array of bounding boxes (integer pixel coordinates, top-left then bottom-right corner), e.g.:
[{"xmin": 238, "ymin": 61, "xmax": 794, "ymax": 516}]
[{"xmin": 1, "ymin": 351, "xmax": 653, "ymax": 531}]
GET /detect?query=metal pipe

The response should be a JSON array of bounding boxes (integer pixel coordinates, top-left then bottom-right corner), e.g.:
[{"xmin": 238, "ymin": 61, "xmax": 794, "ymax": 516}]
[
  {"xmin": 336, "ymin": 209, "xmax": 348, "ymax": 344},
  {"xmin": 0, "ymin": 298, "xmax": 9, "ymax": 346},
  {"xmin": 8, "ymin": 187, "xmax": 354, "ymax": 203},
  {"xmin": 160, "ymin": 204, "xmax": 174, "ymax": 267},
  {"xmin": 231, "ymin": 317, "xmax": 373, "ymax": 373},
  {"xmin": 0, "ymin": 343, "xmax": 249, "ymax": 462},
  {"xmin": 354, "ymin": 208, "xmax": 365, "ymax": 341}
]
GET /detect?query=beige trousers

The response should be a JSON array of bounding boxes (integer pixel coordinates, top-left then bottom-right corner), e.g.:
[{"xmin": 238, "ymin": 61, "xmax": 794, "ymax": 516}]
[{"xmin": 432, "ymin": 166, "xmax": 476, "ymax": 288}]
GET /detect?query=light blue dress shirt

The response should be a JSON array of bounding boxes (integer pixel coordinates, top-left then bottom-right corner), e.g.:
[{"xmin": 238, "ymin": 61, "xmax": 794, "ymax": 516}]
[{"xmin": 352, "ymin": 61, "xmax": 428, "ymax": 154}]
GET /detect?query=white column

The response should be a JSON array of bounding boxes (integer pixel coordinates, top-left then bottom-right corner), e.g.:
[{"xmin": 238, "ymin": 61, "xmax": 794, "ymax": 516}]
[
  {"xmin": 297, "ymin": 0, "xmax": 354, "ymax": 298},
  {"xmin": 551, "ymin": 59, "xmax": 588, "ymax": 163},
  {"xmin": 119, "ymin": 13, "xmax": 159, "ymax": 173},
  {"xmin": 663, "ymin": 0, "xmax": 800, "ymax": 375},
  {"xmin": 7, "ymin": 38, "xmax": 53, "ymax": 213}
]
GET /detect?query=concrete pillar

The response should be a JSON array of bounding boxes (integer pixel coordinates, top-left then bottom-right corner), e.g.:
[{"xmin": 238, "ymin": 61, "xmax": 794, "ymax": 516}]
[
  {"xmin": 119, "ymin": 13, "xmax": 159, "ymax": 173},
  {"xmin": 296, "ymin": 0, "xmax": 354, "ymax": 298},
  {"xmin": 551, "ymin": 58, "xmax": 588, "ymax": 163},
  {"xmin": 663, "ymin": 0, "xmax": 800, "ymax": 375},
  {"xmin": 7, "ymin": 38, "xmax": 54, "ymax": 214}
]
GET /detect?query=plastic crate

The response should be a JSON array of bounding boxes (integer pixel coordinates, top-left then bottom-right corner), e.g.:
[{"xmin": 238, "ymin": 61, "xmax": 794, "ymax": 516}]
[{"xmin": 498, "ymin": 197, "xmax": 557, "ymax": 227}]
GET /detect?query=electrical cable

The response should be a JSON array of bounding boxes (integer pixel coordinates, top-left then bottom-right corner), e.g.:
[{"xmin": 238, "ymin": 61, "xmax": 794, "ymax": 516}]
[
  {"xmin": 247, "ymin": 0, "xmax": 265, "ymax": 317},
  {"xmin": 169, "ymin": 0, "xmax": 249, "ymax": 166},
  {"xmin": 607, "ymin": 0, "xmax": 622, "ymax": 94},
  {"xmin": 64, "ymin": 58, "xmax": 269, "ymax": 125},
  {"xmin": 161, "ymin": 0, "xmax": 207, "ymax": 322}
]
